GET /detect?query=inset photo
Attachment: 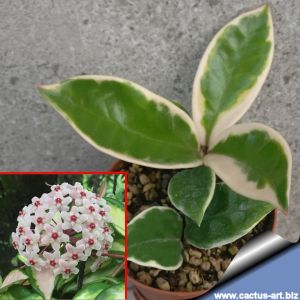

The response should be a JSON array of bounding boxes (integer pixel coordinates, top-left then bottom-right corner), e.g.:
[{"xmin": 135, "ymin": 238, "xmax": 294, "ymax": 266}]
[{"xmin": 0, "ymin": 172, "xmax": 126, "ymax": 300}]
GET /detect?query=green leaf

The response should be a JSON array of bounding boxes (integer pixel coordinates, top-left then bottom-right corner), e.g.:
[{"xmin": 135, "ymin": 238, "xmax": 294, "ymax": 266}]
[
  {"xmin": 185, "ymin": 184, "xmax": 273, "ymax": 248},
  {"xmin": 61, "ymin": 260, "xmax": 120, "ymax": 295},
  {"xmin": 168, "ymin": 166, "xmax": 216, "ymax": 225},
  {"xmin": 73, "ymin": 282, "xmax": 110, "ymax": 300},
  {"xmin": 23, "ymin": 268, "xmax": 43, "ymax": 297},
  {"xmin": 96, "ymin": 283, "xmax": 124, "ymax": 300},
  {"xmin": 192, "ymin": 5, "xmax": 274, "ymax": 145},
  {"xmin": 0, "ymin": 269, "xmax": 28, "ymax": 292},
  {"xmin": 109, "ymin": 202, "xmax": 125, "ymax": 236},
  {"xmin": 205, "ymin": 123, "xmax": 292, "ymax": 211},
  {"xmin": 110, "ymin": 234, "xmax": 124, "ymax": 255},
  {"xmin": 39, "ymin": 76, "xmax": 202, "ymax": 168},
  {"xmin": 128, "ymin": 207, "xmax": 183, "ymax": 270},
  {"xmin": 6, "ymin": 285, "xmax": 43, "ymax": 300}
]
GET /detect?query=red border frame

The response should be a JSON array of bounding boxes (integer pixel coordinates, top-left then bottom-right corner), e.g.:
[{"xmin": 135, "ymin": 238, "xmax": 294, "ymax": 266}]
[{"xmin": 0, "ymin": 171, "xmax": 128, "ymax": 300}]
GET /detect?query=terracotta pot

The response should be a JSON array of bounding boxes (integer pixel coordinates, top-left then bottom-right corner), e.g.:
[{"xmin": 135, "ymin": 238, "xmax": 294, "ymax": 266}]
[{"xmin": 110, "ymin": 160, "xmax": 277, "ymax": 300}]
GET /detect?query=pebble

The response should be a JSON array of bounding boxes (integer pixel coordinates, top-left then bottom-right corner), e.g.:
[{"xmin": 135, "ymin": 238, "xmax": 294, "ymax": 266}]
[
  {"xmin": 183, "ymin": 250, "xmax": 189, "ymax": 262},
  {"xmin": 189, "ymin": 270, "xmax": 202, "ymax": 284},
  {"xmin": 228, "ymin": 245, "xmax": 239, "ymax": 256},
  {"xmin": 137, "ymin": 271, "xmax": 152, "ymax": 286},
  {"xmin": 186, "ymin": 282, "xmax": 193, "ymax": 292},
  {"xmin": 217, "ymin": 271, "xmax": 224, "ymax": 280},
  {"xmin": 201, "ymin": 261, "xmax": 211, "ymax": 271},
  {"xmin": 189, "ymin": 256, "xmax": 202, "ymax": 266},
  {"xmin": 156, "ymin": 277, "xmax": 170, "ymax": 291},
  {"xmin": 221, "ymin": 259, "xmax": 231, "ymax": 270},
  {"xmin": 139, "ymin": 174, "xmax": 150, "ymax": 184},
  {"xmin": 128, "ymin": 184, "xmax": 139, "ymax": 195},
  {"xmin": 178, "ymin": 272, "xmax": 188, "ymax": 286},
  {"xmin": 149, "ymin": 269, "xmax": 161, "ymax": 277},
  {"xmin": 129, "ymin": 262, "xmax": 139, "ymax": 272},
  {"xmin": 143, "ymin": 183, "xmax": 155, "ymax": 192},
  {"xmin": 189, "ymin": 248, "xmax": 202, "ymax": 258}
]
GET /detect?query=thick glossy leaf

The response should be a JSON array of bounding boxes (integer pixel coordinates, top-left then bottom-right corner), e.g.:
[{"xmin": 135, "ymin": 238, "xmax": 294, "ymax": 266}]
[
  {"xmin": 24, "ymin": 268, "xmax": 43, "ymax": 297},
  {"xmin": 168, "ymin": 166, "xmax": 216, "ymax": 225},
  {"xmin": 7, "ymin": 285, "xmax": 43, "ymax": 300},
  {"xmin": 192, "ymin": 5, "xmax": 274, "ymax": 145},
  {"xmin": 128, "ymin": 207, "xmax": 183, "ymax": 270},
  {"xmin": 185, "ymin": 184, "xmax": 273, "ymax": 248},
  {"xmin": 205, "ymin": 123, "xmax": 292, "ymax": 211},
  {"xmin": 73, "ymin": 282, "xmax": 109, "ymax": 300},
  {"xmin": 0, "ymin": 269, "xmax": 28, "ymax": 292},
  {"xmin": 109, "ymin": 202, "xmax": 124, "ymax": 236},
  {"xmin": 39, "ymin": 76, "xmax": 202, "ymax": 168},
  {"xmin": 96, "ymin": 283, "xmax": 124, "ymax": 300},
  {"xmin": 61, "ymin": 260, "xmax": 120, "ymax": 295},
  {"xmin": 110, "ymin": 234, "xmax": 125, "ymax": 255}
]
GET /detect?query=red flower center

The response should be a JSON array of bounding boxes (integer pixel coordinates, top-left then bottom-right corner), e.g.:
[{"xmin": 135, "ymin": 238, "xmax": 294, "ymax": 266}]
[
  {"xmin": 13, "ymin": 241, "xmax": 18, "ymax": 248},
  {"xmin": 89, "ymin": 206, "xmax": 95, "ymax": 212},
  {"xmin": 51, "ymin": 232, "xmax": 59, "ymax": 240},
  {"xmin": 18, "ymin": 226, "xmax": 24, "ymax": 234},
  {"xmin": 54, "ymin": 186, "xmax": 60, "ymax": 192},
  {"xmin": 34, "ymin": 200, "xmax": 41, "ymax": 207},
  {"xmin": 88, "ymin": 238, "xmax": 94, "ymax": 246},
  {"xmin": 55, "ymin": 198, "xmax": 62, "ymax": 204},
  {"xmin": 80, "ymin": 191, "xmax": 86, "ymax": 197},
  {"xmin": 25, "ymin": 238, "xmax": 31, "ymax": 245},
  {"xmin": 103, "ymin": 227, "xmax": 109, "ymax": 233},
  {"xmin": 72, "ymin": 253, "xmax": 78, "ymax": 260},
  {"xmin": 70, "ymin": 215, "xmax": 77, "ymax": 222},
  {"xmin": 99, "ymin": 210, "xmax": 106, "ymax": 217},
  {"xmin": 89, "ymin": 223, "xmax": 96, "ymax": 230},
  {"xmin": 29, "ymin": 259, "xmax": 35, "ymax": 265},
  {"xmin": 64, "ymin": 268, "xmax": 71, "ymax": 274},
  {"xmin": 37, "ymin": 217, "xmax": 43, "ymax": 224},
  {"xmin": 50, "ymin": 260, "xmax": 56, "ymax": 267}
]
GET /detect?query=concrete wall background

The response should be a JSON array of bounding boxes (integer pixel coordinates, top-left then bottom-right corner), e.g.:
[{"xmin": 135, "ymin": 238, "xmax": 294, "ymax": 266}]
[{"xmin": 0, "ymin": 0, "xmax": 299, "ymax": 241}]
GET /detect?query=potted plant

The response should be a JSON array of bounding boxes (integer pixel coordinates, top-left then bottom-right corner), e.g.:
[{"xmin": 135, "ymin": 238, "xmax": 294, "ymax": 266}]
[{"xmin": 38, "ymin": 4, "xmax": 292, "ymax": 300}]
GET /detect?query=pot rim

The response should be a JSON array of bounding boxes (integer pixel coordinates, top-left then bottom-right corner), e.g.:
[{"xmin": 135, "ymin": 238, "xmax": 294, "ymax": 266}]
[{"xmin": 110, "ymin": 159, "xmax": 278, "ymax": 297}]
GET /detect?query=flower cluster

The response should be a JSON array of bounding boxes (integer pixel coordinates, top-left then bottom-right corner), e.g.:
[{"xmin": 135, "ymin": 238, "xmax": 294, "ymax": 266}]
[{"xmin": 12, "ymin": 182, "xmax": 113, "ymax": 277}]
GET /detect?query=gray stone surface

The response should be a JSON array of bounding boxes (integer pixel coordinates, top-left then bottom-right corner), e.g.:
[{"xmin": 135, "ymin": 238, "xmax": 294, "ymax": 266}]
[{"xmin": 0, "ymin": 0, "xmax": 299, "ymax": 241}]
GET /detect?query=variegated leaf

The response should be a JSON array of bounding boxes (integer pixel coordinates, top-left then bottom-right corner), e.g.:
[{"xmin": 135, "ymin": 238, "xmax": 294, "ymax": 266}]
[
  {"xmin": 192, "ymin": 5, "xmax": 274, "ymax": 146},
  {"xmin": 39, "ymin": 76, "xmax": 201, "ymax": 169},
  {"xmin": 128, "ymin": 207, "xmax": 183, "ymax": 270},
  {"xmin": 205, "ymin": 123, "xmax": 292, "ymax": 211}
]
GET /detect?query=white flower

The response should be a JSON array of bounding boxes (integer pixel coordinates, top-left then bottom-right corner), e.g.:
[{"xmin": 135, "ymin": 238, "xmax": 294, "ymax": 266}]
[
  {"xmin": 61, "ymin": 206, "xmax": 88, "ymax": 232},
  {"xmin": 43, "ymin": 251, "xmax": 61, "ymax": 269},
  {"xmin": 42, "ymin": 224, "xmax": 69, "ymax": 250},
  {"xmin": 79, "ymin": 229, "xmax": 102, "ymax": 256},
  {"xmin": 21, "ymin": 229, "xmax": 40, "ymax": 253},
  {"xmin": 54, "ymin": 260, "xmax": 79, "ymax": 278},
  {"xmin": 62, "ymin": 243, "xmax": 87, "ymax": 262},
  {"xmin": 48, "ymin": 192, "xmax": 72, "ymax": 212},
  {"xmin": 23, "ymin": 252, "xmax": 45, "ymax": 271},
  {"xmin": 12, "ymin": 182, "xmax": 114, "ymax": 277}
]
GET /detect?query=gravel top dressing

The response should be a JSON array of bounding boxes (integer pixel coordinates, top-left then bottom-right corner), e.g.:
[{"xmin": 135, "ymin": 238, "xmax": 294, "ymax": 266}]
[{"xmin": 118, "ymin": 162, "xmax": 273, "ymax": 292}]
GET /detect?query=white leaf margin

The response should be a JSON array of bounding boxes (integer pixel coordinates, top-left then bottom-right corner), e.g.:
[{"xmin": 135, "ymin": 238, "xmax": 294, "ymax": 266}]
[
  {"xmin": 40, "ymin": 75, "xmax": 202, "ymax": 169},
  {"xmin": 192, "ymin": 5, "xmax": 274, "ymax": 146},
  {"xmin": 128, "ymin": 206, "xmax": 183, "ymax": 270},
  {"xmin": 204, "ymin": 123, "xmax": 292, "ymax": 211}
]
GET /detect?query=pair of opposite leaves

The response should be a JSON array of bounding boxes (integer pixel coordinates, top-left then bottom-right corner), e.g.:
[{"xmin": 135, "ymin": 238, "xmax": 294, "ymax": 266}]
[{"xmin": 39, "ymin": 6, "xmax": 292, "ymax": 215}]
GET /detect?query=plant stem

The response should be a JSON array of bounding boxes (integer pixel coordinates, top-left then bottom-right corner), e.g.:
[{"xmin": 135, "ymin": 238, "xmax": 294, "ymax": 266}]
[
  {"xmin": 111, "ymin": 262, "xmax": 125, "ymax": 277},
  {"xmin": 113, "ymin": 175, "xmax": 117, "ymax": 195},
  {"xmin": 77, "ymin": 261, "xmax": 86, "ymax": 291},
  {"xmin": 102, "ymin": 253, "xmax": 124, "ymax": 259}
]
